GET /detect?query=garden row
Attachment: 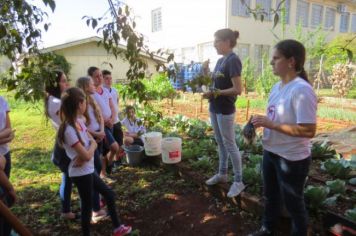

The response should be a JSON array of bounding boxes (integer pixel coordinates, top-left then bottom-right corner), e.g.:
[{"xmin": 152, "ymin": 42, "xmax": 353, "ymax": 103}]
[{"xmin": 144, "ymin": 114, "xmax": 356, "ymax": 234}]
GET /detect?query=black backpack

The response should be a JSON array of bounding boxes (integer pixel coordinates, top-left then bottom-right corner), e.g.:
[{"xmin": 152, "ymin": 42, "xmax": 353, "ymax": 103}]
[{"xmin": 52, "ymin": 139, "xmax": 71, "ymax": 173}]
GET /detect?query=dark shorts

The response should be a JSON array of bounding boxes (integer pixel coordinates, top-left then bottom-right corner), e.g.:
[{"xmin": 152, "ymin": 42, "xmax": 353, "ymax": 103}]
[
  {"xmin": 113, "ymin": 122, "xmax": 123, "ymax": 146},
  {"xmin": 103, "ymin": 127, "xmax": 116, "ymax": 155}
]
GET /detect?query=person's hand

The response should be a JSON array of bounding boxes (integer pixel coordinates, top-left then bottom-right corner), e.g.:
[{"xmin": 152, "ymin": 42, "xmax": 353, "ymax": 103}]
[
  {"xmin": 7, "ymin": 188, "xmax": 16, "ymax": 207},
  {"xmin": 202, "ymin": 91, "xmax": 213, "ymax": 99},
  {"xmin": 72, "ymin": 157, "xmax": 86, "ymax": 167},
  {"xmin": 88, "ymin": 133, "xmax": 98, "ymax": 149},
  {"xmin": 124, "ymin": 131, "xmax": 130, "ymax": 136},
  {"xmin": 9, "ymin": 130, "xmax": 15, "ymax": 141},
  {"xmin": 251, "ymin": 115, "xmax": 275, "ymax": 129},
  {"xmin": 105, "ymin": 119, "xmax": 113, "ymax": 129},
  {"xmin": 95, "ymin": 131, "xmax": 105, "ymax": 142}
]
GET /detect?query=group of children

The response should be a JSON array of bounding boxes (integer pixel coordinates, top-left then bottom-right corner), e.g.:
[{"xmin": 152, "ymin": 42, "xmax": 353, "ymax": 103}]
[
  {"xmin": 0, "ymin": 66, "xmax": 146, "ymax": 236},
  {"xmin": 44, "ymin": 67, "xmax": 144, "ymax": 235}
]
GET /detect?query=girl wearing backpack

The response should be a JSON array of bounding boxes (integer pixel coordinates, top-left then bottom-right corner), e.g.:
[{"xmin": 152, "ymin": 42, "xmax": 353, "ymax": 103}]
[
  {"xmin": 57, "ymin": 87, "xmax": 131, "ymax": 236},
  {"xmin": 44, "ymin": 71, "xmax": 77, "ymax": 220}
]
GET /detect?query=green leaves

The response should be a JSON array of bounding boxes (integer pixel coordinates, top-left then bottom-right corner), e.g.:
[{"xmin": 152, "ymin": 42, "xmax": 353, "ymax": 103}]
[
  {"xmin": 0, "ymin": 24, "xmax": 7, "ymax": 39},
  {"xmin": 326, "ymin": 179, "xmax": 346, "ymax": 195},
  {"xmin": 304, "ymin": 185, "xmax": 329, "ymax": 209},
  {"xmin": 1, "ymin": 52, "xmax": 71, "ymax": 102},
  {"xmin": 0, "ymin": 0, "xmax": 54, "ymax": 62},
  {"xmin": 321, "ymin": 159, "xmax": 352, "ymax": 179}
]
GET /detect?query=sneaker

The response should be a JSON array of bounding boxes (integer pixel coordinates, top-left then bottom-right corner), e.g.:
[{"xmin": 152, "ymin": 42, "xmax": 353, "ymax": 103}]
[
  {"xmin": 113, "ymin": 224, "xmax": 132, "ymax": 236},
  {"xmin": 205, "ymin": 174, "xmax": 228, "ymax": 185},
  {"xmin": 248, "ymin": 226, "xmax": 274, "ymax": 236},
  {"xmin": 60, "ymin": 212, "xmax": 80, "ymax": 220},
  {"xmin": 91, "ymin": 209, "xmax": 109, "ymax": 224},
  {"xmin": 227, "ymin": 182, "xmax": 245, "ymax": 198},
  {"xmin": 101, "ymin": 175, "xmax": 116, "ymax": 184}
]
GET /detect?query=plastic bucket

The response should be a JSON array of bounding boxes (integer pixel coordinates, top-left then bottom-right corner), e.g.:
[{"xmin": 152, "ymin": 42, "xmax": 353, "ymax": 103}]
[
  {"xmin": 143, "ymin": 132, "xmax": 162, "ymax": 156},
  {"xmin": 123, "ymin": 145, "xmax": 144, "ymax": 166},
  {"xmin": 161, "ymin": 137, "xmax": 182, "ymax": 164}
]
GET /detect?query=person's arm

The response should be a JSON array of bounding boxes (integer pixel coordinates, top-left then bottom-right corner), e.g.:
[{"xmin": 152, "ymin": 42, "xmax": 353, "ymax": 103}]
[
  {"xmin": 0, "ymin": 113, "xmax": 15, "ymax": 145},
  {"xmin": 251, "ymin": 116, "xmax": 316, "ymax": 138},
  {"xmin": 72, "ymin": 134, "xmax": 97, "ymax": 162},
  {"xmin": 88, "ymin": 116, "xmax": 105, "ymax": 142},
  {"xmin": 0, "ymin": 156, "xmax": 16, "ymax": 206},
  {"xmin": 108, "ymin": 98, "xmax": 116, "ymax": 126}
]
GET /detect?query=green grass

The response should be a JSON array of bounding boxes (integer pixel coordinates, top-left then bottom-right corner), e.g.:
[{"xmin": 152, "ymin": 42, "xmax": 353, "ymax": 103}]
[
  {"xmin": 317, "ymin": 106, "xmax": 356, "ymax": 122},
  {"xmin": 316, "ymin": 88, "xmax": 356, "ymax": 99}
]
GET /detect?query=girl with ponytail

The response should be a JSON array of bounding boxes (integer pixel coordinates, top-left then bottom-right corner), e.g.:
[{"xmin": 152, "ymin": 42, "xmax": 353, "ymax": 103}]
[{"xmin": 250, "ymin": 40, "xmax": 317, "ymax": 236}]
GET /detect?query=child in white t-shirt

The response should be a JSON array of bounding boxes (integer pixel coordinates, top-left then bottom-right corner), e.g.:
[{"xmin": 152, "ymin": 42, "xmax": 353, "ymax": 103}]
[
  {"xmin": 102, "ymin": 70, "xmax": 125, "ymax": 167},
  {"xmin": 76, "ymin": 76, "xmax": 108, "ymax": 222},
  {"xmin": 57, "ymin": 87, "xmax": 131, "ymax": 236},
  {"xmin": 121, "ymin": 106, "xmax": 146, "ymax": 147},
  {"xmin": 88, "ymin": 67, "xmax": 121, "ymax": 178}
]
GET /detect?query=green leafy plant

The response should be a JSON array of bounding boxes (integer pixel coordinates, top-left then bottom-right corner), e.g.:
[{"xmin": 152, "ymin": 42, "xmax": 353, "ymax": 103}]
[
  {"xmin": 241, "ymin": 57, "xmax": 257, "ymax": 93},
  {"xmin": 326, "ymin": 179, "xmax": 346, "ymax": 195},
  {"xmin": 186, "ymin": 119, "xmax": 209, "ymax": 139},
  {"xmin": 311, "ymin": 140, "xmax": 337, "ymax": 160},
  {"xmin": 304, "ymin": 185, "xmax": 329, "ymax": 210},
  {"xmin": 345, "ymin": 208, "xmax": 356, "ymax": 222},
  {"xmin": 142, "ymin": 74, "xmax": 177, "ymax": 101},
  {"xmin": 321, "ymin": 159, "xmax": 352, "ymax": 179},
  {"xmin": 255, "ymin": 54, "xmax": 279, "ymax": 97}
]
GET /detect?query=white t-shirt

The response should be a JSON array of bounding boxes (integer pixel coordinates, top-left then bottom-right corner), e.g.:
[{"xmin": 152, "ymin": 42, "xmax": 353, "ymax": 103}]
[
  {"xmin": 106, "ymin": 86, "xmax": 119, "ymax": 123},
  {"xmin": 92, "ymin": 87, "xmax": 112, "ymax": 121},
  {"xmin": 63, "ymin": 118, "xmax": 94, "ymax": 177},
  {"xmin": 121, "ymin": 117, "xmax": 146, "ymax": 135},
  {"xmin": 47, "ymin": 95, "xmax": 61, "ymax": 130},
  {"xmin": 86, "ymin": 104, "xmax": 100, "ymax": 132},
  {"xmin": 262, "ymin": 77, "xmax": 317, "ymax": 161},
  {"xmin": 0, "ymin": 96, "xmax": 10, "ymax": 155}
]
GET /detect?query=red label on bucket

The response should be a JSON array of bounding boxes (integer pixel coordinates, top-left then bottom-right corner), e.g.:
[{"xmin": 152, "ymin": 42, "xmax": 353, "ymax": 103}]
[{"xmin": 169, "ymin": 151, "xmax": 180, "ymax": 159}]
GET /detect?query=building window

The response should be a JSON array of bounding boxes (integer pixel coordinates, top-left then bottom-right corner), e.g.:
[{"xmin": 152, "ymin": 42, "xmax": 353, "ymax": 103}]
[
  {"xmin": 352, "ymin": 14, "xmax": 356, "ymax": 33},
  {"xmin": 296, "ymin": 0, "xmax": 309, "ymax": 27},
  {"xmin": 276, "ymin": 0, "xmax": 290, "ymax": 24},
  {"xmin": 151, "ymin": 8, "xmax": 162, "ymax": 32},
  {"xmin": 231, "ymin": 0, "xmax": 251, "ymax": 17},
  {"xmin": 256, "ymin": 0, "xmax": 272, "ymax": 21},
  {"xmin": 254, "ymin": 44, "xmax": 270, "ymax": 72},
  {"xmin": 311, "ymin": 4, "xmax": 323, "ymax": 28},
  {"xmin": 324, "ymin": 7, "xmax": 335, "ymax": 30},
  {"xmin": 233, "ymin": 43, "xmax": 250, "ymax": 61},
  {"xmin": 340, "ymin": 12, "xmax": 350, "ymax": 33}
]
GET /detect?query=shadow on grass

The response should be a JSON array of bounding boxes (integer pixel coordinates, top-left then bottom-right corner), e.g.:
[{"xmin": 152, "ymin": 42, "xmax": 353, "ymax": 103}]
[
  {"xmin": 11, "ymin": 147, "xmax": 58, "ymax": 176},
  {"xmin": 11, "ymin": 184, "xmax": 81, "ymax": 235}
]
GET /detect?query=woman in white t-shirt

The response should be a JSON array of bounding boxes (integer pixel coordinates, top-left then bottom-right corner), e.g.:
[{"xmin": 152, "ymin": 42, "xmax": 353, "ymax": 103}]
[
  {"xmin": 44, "ymin": 71, "xmax": 78, "ymax": 220},
  {"xmin": 57, "ymin": 87, "xmax": 131, "ymax": 236},
  {"xmin": 250, "ymin": 40, "xmax": 317, "ymax": 236}
]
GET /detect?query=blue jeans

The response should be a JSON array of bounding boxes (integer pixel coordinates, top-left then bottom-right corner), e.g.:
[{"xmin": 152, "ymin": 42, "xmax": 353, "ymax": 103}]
[
  {"xmin": 262, "ymin": 150, "xmax": 311, "ymax": 236},
  {"xmin": 59, "ymin": 172, "xmax": 73, "ymax": 213},
  {"xmin": 210, "ymin": 112, "xmax": 242, "ymax": 182},
  {"xmin": 72, "ymin": 172, "xmax": 120, "ymax": 236}
]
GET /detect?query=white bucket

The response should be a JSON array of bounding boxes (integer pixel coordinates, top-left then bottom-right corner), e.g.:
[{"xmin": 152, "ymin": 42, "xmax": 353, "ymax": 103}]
[
  {"xmin": 161, "ymin": 137, "xmax": 182, "ymax": 164},
  {"xmin": 143, "ymin": 132, "xmax": 162, "ymax": 156}
]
